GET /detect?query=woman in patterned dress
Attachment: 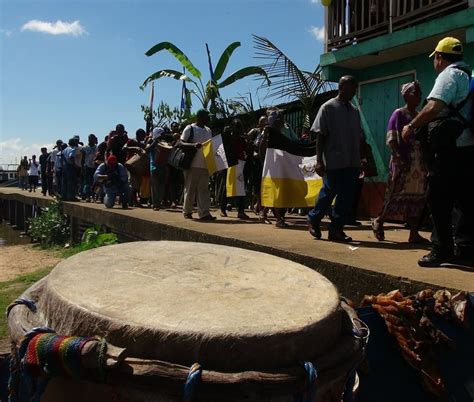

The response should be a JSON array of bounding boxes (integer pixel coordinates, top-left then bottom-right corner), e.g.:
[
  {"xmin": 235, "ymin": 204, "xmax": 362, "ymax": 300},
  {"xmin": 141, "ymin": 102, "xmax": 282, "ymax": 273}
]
[{"xmin": 372, "ymin": 81, "xmax": 428, "ymax": 243}]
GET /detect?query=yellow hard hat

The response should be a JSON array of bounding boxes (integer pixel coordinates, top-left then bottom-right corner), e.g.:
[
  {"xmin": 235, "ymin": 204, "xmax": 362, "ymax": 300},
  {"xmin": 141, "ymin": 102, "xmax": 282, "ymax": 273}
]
[{"xmin": 429, "ymin": 37, "xmax": 463, "ymax": 57}]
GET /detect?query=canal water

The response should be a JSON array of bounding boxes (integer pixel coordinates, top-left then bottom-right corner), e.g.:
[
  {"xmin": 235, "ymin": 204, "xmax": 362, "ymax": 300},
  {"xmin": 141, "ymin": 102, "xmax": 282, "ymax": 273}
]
[{"xmin": 0, "ymin": 221, "xmax": 30, "ymax": 247}]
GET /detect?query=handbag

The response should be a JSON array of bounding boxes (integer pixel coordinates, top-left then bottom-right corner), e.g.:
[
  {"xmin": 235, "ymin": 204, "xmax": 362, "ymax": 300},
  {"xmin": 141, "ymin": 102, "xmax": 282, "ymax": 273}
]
[{"xmin": 168, "ymin": 125, "xmax": 197, "ymax": 170}]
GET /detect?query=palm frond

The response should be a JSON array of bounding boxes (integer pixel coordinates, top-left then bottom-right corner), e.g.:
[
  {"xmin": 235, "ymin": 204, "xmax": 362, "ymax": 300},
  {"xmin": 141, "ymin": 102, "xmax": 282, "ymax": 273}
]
[{"xmin": 252, "ymin": 35, "xmax": 328, "ymax": 102}]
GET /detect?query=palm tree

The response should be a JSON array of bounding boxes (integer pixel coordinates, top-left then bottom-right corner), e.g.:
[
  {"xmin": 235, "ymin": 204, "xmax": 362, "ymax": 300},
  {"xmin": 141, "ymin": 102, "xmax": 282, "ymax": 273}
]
[
  {"xmin": 253, "ymin": 35, "xmax": 332, "ymax": 127},
  {"xmin": 141, "ymin": 41, "xmax": 270, "ymax": 117}
]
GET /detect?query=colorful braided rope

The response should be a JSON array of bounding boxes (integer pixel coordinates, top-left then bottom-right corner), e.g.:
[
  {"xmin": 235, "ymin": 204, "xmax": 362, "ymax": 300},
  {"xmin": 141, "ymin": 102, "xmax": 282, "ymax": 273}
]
[
  {"xmin": 8, "ymin": 328, "xmax": 107, "ymax": 402},
  {"xmin": 23, "ymin": 333, "xmax": 97, "ymax": 378}
]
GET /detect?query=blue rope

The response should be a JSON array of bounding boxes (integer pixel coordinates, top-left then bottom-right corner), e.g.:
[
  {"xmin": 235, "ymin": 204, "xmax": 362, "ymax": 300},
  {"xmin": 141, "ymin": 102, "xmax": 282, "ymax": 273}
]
[
  {"xmin": 342, "ymin": 317, "xmax": 370, "ymax": 402},
  {"xmin": 8, "ymin": 327, "xmax": 55, "ymax": 402},
  {"xmin": 294, "ymin": 361, "xmax": 318, "ymax": 402},
  {"xmin": 183, "ymin": 363, "xmax": 202, "ymax": 401},
  {"xmin": 6, "ymin": 297, "xmax": 37, "ymax": 318},
  {"xmin": 342, "ymin": 368, "xmax": 357, "ymax": 402}
]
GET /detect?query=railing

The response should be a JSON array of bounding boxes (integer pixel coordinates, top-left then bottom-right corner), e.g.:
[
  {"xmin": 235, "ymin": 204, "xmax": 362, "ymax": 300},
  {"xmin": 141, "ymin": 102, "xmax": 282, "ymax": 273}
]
[{"xmin": 327, "ymin": 0, "xmax": 469, "ymax": 50}]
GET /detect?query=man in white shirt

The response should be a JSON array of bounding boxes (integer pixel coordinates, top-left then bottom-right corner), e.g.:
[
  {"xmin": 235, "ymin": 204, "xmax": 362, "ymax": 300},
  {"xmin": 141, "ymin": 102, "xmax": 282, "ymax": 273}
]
[{"xmin": 180, "ymin": 109, "xmax": 216, "ymax": 220}]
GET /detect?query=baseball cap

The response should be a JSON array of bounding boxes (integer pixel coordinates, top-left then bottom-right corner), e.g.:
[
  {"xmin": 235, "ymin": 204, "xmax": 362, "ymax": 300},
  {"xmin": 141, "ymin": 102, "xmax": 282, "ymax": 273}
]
[
  {"xmin": 429, "ymin": 37, "xmax": 463, "ymax": 57},
  {"xmin": 107, "ymin": 155, "xmax": 118, "ymax": 166}
]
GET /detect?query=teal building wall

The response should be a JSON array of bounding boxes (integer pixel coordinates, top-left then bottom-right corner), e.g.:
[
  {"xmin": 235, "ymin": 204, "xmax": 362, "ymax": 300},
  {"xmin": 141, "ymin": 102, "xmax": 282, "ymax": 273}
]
[{"xmin": 319, "ymin": 8, "xmax": 474, "ymax": 216}]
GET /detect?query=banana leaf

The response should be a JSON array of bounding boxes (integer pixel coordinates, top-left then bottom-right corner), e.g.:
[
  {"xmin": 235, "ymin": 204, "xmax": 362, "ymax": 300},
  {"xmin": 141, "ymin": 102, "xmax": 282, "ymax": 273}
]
[
  {"xmin": 218, "ymin": 66, "xmax": 270, "ymax": 89},
  {"xmin": 141, "ymin": 69, "xmax": 192, "ymax": 89},
  {"xmin": 145, "ymin": 42, "xmax": 201, "ymax": 79},
  {"xmin": 213, "ymin": 42, "xmax": 241, "ymax": 81}
]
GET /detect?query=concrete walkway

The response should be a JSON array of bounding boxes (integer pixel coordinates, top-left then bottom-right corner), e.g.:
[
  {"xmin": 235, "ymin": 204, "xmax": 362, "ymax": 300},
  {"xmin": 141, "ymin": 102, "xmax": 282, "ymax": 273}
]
[{"xmin": 1, "ymin": 187, "xmax": 473, "ymax": 301}]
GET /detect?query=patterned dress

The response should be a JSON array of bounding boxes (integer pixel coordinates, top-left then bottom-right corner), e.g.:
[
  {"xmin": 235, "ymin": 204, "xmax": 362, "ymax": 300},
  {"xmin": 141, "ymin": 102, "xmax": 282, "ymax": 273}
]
[{"xmin": 380, "ymin": 108, "xmax": 427, "ymax": 221}]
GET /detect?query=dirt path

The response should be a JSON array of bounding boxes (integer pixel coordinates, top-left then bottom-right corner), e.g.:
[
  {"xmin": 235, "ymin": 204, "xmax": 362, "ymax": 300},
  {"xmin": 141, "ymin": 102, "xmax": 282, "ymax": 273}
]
[{"xmin": 0, "ymin": 244, "xmax": 62, "ymax": 281}]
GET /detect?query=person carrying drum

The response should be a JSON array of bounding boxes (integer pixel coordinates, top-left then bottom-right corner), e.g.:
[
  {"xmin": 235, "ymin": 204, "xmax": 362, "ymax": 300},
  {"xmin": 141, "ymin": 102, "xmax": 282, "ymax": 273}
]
[{"xmin": 145, "ymin": 127, "xmax": 170, "ymax": 211}]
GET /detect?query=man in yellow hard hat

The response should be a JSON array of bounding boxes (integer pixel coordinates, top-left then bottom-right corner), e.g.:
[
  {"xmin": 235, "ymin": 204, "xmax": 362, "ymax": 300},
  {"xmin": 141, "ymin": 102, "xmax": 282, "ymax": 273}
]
[{"xmin": 402, "ymin": 37, "xmax": 473, "ymax": 267}]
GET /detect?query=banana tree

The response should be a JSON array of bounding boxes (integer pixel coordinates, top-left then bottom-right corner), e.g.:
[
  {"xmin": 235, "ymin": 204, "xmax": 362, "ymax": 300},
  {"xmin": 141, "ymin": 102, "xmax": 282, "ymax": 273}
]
[
  {"xmin": 253, "ymin": 35, "xmax": 333, "ymax": 127},
  {"xmin": 141, "ymin": 41, "xmax": 270, "ymax": 116}
]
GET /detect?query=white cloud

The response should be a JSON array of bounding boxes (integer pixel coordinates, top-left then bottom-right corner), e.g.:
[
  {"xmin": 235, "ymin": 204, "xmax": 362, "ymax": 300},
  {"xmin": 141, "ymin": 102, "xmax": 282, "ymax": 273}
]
[
  {"xmin": 309, "ymin": 26, "xmax": 325, "ymax": 42},
  {"xmin": 21, "ymin": 20, "xmax": 87, "ymax": 36},
  {"xmin": 0, "ymin": 29, "xmax": 12, "ymax": 37},
  {"xmin": 0, "ymin": 138, "xmax": 54, "ymax": 166}
]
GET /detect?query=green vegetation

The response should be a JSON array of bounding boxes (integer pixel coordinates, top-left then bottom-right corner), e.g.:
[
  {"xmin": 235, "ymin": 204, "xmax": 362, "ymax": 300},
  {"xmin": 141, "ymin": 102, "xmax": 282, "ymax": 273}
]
[
  {"xmin": 141, "ymin": 41, "xmax": 270, "ymax": 117},
  {"xmin": 253, "ymin": 35, "xmax": 331, "ymax": 127},
  {"xmin": 61, "ymin": 225, "xmax": 118, "ymax": 258},
  {"xmin": 0, "ymin": 266, "xmax": 54, "ymax": 338},
  {"xmin": 28, "ymin": 198, "xmax": 70, "ymax": 248}
]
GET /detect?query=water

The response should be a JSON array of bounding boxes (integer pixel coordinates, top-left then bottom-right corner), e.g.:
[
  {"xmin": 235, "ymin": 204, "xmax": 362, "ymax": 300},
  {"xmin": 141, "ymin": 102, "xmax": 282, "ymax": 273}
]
[{"xmin": 0, "ymin": 221, "xmax": 30, "ymax": 247}]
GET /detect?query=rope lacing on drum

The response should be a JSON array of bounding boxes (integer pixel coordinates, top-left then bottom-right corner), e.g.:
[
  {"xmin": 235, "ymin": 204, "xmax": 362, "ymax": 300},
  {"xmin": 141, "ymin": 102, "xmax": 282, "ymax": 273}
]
[
  {"xmin": 184, "ymin": 362, "xmax": 202, "ymax": 401},
  {"xmin": 294, "ymin": 361, "xmax": 318, "ymax": 402},
  {"xmin": 6, "ymin": 297, "xmax": 37, "ymax": 318}
]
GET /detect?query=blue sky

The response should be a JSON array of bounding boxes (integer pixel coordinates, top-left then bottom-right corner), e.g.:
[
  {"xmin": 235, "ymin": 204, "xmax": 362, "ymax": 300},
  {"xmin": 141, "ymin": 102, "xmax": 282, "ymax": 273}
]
[{"xmin": 0, "ymin": 0, "xmax": 325, "ymax": 165}]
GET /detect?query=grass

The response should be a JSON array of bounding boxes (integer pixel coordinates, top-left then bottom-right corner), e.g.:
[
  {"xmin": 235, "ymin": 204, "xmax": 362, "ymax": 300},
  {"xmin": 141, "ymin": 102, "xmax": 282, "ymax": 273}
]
[
  {"xmin": 0, "ymin": 245, "xmax": 89, "ymax": 340},
  {"xmin": 0, "ymin": 266, "xmax": 54, "ymax": 338}
]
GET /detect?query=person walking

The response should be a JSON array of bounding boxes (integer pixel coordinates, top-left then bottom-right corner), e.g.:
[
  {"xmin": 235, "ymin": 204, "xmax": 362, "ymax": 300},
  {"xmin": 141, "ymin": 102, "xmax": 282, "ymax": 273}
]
[
  {"xmin": 27, "ymin": 155, "xmax": 40, "ymax": 192},
  {"xmin": 17, "ymin": 156, "xmax": 29, "ymax": 190},
  {"xmin": 82, "ymin": 134, "xmax": 98, "ymax": 202},
  {"xmin": 402, "ymin": 37, "xmax": 473, "ymax": 266},
  {"xmin": 145, "ymin": 127, "xmax": 168, "ymax": 211},
  {"xmin": 61, "ymin": 138, "xmax": 80, "ymax": 201},
  {"xmin": 181, "ymin": 109, "xmax": 215, "ymax": 220},
  {"xmin": 220, "ymin": 120, "xmax": 250, "ymax": 220},
  {"xmin": 39, "ymin": 147, "xmax": 50, "ymax": 196},
  {"xmin": 372, "ymin": 81, "xmax": 428, "ymax": 243},
  {"xmin": 247, "ymin": 116, "xmax": 267, "ymax": 218},
  {"xmin": 308, "ymin": 75, "xmax": 365, "ymax": 242},
  {"xmin": 258, "ymin": 109, "xmax": 289, "ymax": 228}
]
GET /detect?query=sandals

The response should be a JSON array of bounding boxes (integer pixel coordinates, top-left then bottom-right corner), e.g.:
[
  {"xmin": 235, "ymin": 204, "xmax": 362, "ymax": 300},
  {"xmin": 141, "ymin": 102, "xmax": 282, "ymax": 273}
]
[{"xmin": 371, "ymin": 219, "xmax": 385, "ymax": 241}]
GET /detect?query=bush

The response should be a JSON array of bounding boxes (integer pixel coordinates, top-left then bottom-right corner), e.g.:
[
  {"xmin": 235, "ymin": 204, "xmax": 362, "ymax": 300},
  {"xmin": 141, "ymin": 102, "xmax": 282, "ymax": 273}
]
[
  {"xmin": 80, "ymin": 225, "xmax": 118, "ymax": 251},
  {"xmin": 28, "ymin": 199, "xmax": 70, "ymax": 247}
]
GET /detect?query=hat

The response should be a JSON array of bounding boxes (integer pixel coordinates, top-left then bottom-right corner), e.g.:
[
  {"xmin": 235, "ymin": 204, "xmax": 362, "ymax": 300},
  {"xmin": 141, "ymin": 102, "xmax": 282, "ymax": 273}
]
[
  {"xmin": 429, "ymin": 37, "xmax": 463, "ymax": 57},
  {"xmin": 107, "ymin": 155, "xmax": 118, "ymax": 165},
  {"xmin": 152, "ymin": 127, "xmax": 165, "ymax": 139}
]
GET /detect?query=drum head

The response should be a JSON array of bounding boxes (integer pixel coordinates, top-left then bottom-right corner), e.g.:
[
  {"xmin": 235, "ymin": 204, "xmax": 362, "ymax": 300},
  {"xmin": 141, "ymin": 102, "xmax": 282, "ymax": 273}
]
[{"xmin": 41, "ymin": 241, "xmax": 342, "ymax": 371}]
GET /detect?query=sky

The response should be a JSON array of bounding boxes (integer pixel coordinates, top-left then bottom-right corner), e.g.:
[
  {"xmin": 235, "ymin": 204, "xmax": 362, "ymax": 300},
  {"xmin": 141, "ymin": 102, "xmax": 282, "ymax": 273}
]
[{"xmin": 0, "ymin": 0, "xmax": 326, "ymax": 166}]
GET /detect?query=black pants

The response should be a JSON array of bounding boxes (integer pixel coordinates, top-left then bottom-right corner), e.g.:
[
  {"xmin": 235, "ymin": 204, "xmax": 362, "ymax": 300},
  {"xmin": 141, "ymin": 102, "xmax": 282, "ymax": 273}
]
[
  {"xmin": 428, "ymin": 146, "xmax": 474, "ymax": 255},
  {"xmin": 41, "ymin": 169, "xmax": 48, "ymax": 194}
]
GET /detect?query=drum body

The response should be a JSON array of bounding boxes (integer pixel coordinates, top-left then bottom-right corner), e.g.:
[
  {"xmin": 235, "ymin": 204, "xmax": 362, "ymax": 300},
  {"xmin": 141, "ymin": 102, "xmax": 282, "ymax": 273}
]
[
  {"xmin": 155, "ymin": 142, "xmax": 172, "ymax": 166},
  {"xmin": 8, "ymin": 241, "xmax": 363, "ymax": 402},
  {"xmin": 125, "ymin": 151, "xmax": 148, "ymax": 177}
]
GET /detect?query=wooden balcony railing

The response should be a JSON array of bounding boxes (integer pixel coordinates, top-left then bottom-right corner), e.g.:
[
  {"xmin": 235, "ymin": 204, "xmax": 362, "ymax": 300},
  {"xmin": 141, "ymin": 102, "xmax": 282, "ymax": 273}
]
[{"xmin": 326, "ymin": 0, "xmax": 469, "ymax": 50}]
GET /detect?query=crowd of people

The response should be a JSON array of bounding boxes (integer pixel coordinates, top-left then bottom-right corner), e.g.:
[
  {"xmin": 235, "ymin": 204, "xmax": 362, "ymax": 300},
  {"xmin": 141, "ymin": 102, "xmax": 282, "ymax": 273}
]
[{"xmin": 16, "ymin": 37, "xmax": 473, "ymax": 267}]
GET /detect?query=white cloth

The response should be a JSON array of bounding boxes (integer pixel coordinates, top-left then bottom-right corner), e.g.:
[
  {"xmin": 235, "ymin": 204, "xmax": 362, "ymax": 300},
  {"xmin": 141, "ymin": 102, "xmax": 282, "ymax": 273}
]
[
  {"xmin": 28, "ymin": 161, "xmax": 39, "ymax": 176},
  {"xmin": 181, "ymin": 124, "xmax": 212, "ymax": 169}
]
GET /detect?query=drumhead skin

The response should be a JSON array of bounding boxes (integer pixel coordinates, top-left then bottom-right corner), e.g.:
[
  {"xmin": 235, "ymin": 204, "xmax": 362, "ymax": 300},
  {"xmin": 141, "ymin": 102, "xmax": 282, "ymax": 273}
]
[{"xmin": 42, "ymin": 241, "xmax": 343, "ymax": 371}]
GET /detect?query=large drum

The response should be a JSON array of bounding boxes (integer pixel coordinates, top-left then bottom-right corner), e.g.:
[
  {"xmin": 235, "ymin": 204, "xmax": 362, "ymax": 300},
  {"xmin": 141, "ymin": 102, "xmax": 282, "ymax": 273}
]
[
  {"xmin": 8, "ymin": 241, "xmax": 366, "ymax": 402},
  {"xmin": 155, "ymin": 141, "xmax": 173, "ymax": 166},
  {"xmin": 125, "ymin": 150, "xmax": 148, "ymax": 177}
]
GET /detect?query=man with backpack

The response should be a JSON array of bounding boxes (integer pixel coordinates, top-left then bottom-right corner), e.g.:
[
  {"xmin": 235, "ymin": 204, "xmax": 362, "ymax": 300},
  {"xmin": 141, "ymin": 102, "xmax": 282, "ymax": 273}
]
[
  {"xmin": 180, "ymin": 109, "xmax": 215, "ymax": 220},
  {"xmin": 402, "ymin": 37, "xmax": 473, "ymax": 267}
]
